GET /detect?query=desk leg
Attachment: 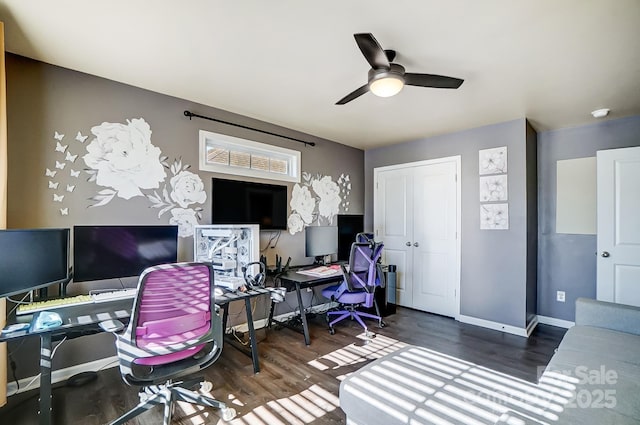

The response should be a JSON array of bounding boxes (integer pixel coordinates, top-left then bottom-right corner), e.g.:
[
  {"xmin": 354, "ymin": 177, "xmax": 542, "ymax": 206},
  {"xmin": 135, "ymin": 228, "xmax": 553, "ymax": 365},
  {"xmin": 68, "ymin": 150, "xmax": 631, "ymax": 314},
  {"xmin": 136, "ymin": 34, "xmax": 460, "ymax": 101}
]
[
  {"xmin": 244, "ymin": 298, "xmax": 260, "ymax": 373},
  {"xmin": 267, "ymin": 300, "xmax": 275, "ymax": 329},
  {"xmin": 295, "ymin": 282, "xmax": 311, "ymax": 345},
  {"xmin": 38, "ymin": 334, "xmax": 53, "ymax": 425},
  {"xmin": 221, "ymin": 304, "xmax": 229, "ymax": 333}
]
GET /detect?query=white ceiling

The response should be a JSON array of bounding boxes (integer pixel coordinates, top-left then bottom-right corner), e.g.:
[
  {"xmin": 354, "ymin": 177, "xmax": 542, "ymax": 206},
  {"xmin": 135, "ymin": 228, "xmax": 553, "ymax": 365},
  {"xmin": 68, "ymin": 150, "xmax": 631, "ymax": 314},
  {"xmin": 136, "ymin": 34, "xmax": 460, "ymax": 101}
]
[{"xmin": 1, "ymin": 0, "xmax": 639, "ymax": 150}]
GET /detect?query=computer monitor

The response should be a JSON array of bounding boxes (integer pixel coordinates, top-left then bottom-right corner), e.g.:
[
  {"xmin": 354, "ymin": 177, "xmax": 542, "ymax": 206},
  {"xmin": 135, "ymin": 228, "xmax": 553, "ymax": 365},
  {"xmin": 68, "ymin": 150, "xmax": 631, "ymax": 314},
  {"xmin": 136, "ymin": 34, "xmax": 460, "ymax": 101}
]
[
  {"xmin": 0, "ymin": 228, "xmax": 70, "ymax": 298},
  {"xmin": 73, "ymin": 225, "xmax": 178, "ymax": 282},
  {"xmin": 337, "ymin": 214, "xmax": 364, "ymax": 261},
  {"xmin": 305, "ymin": 226, "xmax": 338, "ymax": 265}
]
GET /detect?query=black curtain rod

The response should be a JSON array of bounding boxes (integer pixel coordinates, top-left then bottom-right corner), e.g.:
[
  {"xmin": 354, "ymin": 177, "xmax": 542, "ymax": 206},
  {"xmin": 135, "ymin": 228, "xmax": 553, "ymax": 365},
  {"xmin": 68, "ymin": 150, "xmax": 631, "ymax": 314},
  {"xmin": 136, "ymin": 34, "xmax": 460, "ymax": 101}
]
[{"xmin": 183, "ymin": 110, "xmax": 315, "ymax": 147}]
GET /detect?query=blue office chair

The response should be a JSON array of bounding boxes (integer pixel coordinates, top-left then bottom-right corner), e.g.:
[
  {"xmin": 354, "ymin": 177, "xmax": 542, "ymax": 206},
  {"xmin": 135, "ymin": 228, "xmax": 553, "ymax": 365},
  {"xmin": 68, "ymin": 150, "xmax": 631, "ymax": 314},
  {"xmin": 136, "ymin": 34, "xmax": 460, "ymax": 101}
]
[
  {"xmin": 321, "ymin": 236, "xmax": 386, "ymax": 335},
  {"xmin": 103, "ymin": 262, "xmax": 236, "ymax": 424}
]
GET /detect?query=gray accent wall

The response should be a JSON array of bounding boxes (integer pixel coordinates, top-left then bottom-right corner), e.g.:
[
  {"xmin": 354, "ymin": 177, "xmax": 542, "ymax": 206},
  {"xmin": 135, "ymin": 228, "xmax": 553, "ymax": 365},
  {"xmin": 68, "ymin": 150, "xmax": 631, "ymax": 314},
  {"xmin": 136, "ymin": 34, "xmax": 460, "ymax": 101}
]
[
  {"xmin": 537, "ymin": 115, "xmax": 640, "ymax": 321},
  {"xmin": 365, "ymin": 119, "xmax": 535, "ymax": 328},
  {"xmin": 5, "ymin": 54, "xmax": 364, "ymax": 377}
]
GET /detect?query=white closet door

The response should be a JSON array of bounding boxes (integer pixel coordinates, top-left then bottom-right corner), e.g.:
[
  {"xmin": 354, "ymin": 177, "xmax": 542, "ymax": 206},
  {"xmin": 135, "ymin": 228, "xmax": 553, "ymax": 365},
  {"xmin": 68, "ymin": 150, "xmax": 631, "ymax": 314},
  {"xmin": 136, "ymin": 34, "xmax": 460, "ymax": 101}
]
[
  {"xmin": 375, "ymin": 167, "xmax": 414, "ymax": 307},
  {"xmin": 412, "ymin": 161, "xmax": 458, "ymax": 316},
  {"xmin": 375, "ymin": 157, "xmax": 460, "ymax": 317}
]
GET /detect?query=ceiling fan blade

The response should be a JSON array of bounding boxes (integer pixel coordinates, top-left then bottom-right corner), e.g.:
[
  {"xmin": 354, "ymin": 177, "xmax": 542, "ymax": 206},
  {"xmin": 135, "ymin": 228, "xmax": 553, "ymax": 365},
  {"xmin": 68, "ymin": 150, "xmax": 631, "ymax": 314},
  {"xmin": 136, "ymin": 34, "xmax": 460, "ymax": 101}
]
[
  {"xmin": 404, "ymin": 73, "xmax": 464, "ymax": 89},
  {"xmin": 336, "ymin": 84, "xmax": 369, "ymax": 105},
  {"xmin": 354, "ymin": 33, "xmax": 390, "ymax": 69}
]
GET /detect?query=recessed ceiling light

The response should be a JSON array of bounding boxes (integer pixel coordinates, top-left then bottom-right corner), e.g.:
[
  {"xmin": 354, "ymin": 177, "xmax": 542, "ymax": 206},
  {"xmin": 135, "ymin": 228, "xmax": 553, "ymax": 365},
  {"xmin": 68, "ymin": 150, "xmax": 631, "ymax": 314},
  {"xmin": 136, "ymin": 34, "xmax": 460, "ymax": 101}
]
[{"xmin": 591, "ymin": 108, "xmax": 610, "ymax": 118}]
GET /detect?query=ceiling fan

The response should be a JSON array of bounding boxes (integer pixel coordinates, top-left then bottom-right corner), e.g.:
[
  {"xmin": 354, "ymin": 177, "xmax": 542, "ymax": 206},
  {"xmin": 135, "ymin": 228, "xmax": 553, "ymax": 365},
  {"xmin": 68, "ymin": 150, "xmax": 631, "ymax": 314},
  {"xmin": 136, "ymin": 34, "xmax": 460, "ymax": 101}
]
[{"xmin": 336, "ymin": 33, "xmax": 464, "ymax": 105}]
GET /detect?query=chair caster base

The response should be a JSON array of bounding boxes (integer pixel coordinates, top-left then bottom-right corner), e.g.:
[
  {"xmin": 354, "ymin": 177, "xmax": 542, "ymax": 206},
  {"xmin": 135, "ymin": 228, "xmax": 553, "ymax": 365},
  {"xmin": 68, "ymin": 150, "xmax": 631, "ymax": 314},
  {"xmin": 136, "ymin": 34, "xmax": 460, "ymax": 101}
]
[
  {"xmin": 221, "ymin": 407, "xmax": 237, "ymax": 421},
  {"xmin": 200, "ymin": 381, "xmax": 213, "ymax": 393},
  {"xmin": 328, "ymin": 327, "xmax": 335, "ymax": 335},
  {"xmin": 378, "ymin": 321, "xmax": 386, "ymax": 328}
]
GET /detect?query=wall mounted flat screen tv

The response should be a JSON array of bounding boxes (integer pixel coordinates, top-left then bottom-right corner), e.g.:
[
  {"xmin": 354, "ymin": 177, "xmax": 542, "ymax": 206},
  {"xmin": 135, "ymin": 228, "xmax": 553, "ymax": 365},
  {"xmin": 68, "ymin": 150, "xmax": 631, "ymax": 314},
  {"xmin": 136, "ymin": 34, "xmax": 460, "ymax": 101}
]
[
  {"xmin": 211, "ymin": 178, "xmax": 288, "ymax": 230},
  {"xmin": 0, "ymin": 228, "xmax": 70, "ymax": 297},
  {"xmin": 73, "ymin": 225, "xmax": 178, "ymax": 282}
]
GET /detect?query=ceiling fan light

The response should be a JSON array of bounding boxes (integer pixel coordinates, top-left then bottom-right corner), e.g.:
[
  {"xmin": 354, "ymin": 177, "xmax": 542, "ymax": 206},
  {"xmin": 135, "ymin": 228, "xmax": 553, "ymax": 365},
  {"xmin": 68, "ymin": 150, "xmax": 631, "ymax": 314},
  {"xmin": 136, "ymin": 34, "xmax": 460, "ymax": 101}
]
[{"xmin": 370, "ymin": 76, "xmax": 404, "ymax": 97}]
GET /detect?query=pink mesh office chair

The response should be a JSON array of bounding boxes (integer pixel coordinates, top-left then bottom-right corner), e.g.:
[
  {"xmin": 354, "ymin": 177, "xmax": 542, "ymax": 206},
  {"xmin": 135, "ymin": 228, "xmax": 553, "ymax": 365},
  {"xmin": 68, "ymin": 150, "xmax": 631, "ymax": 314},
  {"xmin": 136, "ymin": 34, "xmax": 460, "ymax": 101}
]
[
  {"xmin": 321, "ymin": 236, "xmax": 386, "ymax": 335},
  {"xmin": 105, "ymin": 262, "xmax": 236, "ymax": 424}
]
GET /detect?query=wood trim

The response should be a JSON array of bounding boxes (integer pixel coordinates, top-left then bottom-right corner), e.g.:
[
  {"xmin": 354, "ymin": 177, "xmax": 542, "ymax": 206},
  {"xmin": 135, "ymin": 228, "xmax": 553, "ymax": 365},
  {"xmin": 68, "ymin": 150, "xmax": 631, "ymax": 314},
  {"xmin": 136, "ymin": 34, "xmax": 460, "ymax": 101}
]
[{"xmin": 0, "ymin": 20, "xmax": 8, "ymax": 407}]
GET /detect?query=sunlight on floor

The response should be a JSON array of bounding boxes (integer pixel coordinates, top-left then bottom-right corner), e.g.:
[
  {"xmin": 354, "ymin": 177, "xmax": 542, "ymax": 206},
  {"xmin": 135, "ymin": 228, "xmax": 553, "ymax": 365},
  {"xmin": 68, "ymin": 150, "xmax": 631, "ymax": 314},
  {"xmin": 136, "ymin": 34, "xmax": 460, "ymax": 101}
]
[
  {"xmin": 307, "ymin": 333, "xmax": 408, "ymax": 371},
  {"xmin": 173, "ymin": 334, "xmax": 576, "ymax": 425},
  {"xmin": 340, "ymin": 346, "xmax": 573, "ymax": 424}
]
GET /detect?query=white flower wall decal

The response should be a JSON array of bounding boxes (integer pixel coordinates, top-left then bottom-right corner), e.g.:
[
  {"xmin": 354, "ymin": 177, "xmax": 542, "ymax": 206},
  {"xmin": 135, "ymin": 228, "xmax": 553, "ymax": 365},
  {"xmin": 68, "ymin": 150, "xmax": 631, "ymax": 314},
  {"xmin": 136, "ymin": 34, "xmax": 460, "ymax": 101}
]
[
  {"xmin": 146, "ymin": 158, "xmax": 205, "ymax": 237},
  {"xmin": 44, "ymin": 118, "xmax": 206, "ymax": 237},
  {"xmin": 288, "ymin": 172, "xmax": 352, "ymax": 235},
  {"xmin": 83, "ymin": 118, "xmax": 166, "ymax": 202},
  {"xmin": 312, "ymin": 176, "xmax": 341, "ymax": 222},
  {"xmin": 290, "ymin": 184, "xmax": 315, "ymax": 224}
]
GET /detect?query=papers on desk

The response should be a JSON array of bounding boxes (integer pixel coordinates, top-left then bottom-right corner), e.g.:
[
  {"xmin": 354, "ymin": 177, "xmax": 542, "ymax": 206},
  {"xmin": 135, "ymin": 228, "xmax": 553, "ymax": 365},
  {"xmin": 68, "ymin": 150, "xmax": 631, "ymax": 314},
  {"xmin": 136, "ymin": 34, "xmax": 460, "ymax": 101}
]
[{"xmin": 297, "ymin": 265, "xmax": 343, "ymax": 277}]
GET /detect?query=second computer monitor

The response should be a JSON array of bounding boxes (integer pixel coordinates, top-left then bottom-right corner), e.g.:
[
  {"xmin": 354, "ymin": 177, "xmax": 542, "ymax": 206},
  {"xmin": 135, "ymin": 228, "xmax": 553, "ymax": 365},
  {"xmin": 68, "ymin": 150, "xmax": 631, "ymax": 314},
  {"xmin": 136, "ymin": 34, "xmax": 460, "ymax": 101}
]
[{"xmin": 305, "ymin": 226, "xmax": 338, "ymax": 265}]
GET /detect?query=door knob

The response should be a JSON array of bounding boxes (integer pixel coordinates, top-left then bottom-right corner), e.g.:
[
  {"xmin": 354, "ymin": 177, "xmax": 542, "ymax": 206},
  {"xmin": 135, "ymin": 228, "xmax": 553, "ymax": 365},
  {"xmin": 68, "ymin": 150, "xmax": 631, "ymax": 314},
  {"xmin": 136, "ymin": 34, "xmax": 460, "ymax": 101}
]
[
  {"xmin": 413, "ymin": 242, "xmax": 419, "ymax": 247},
  {"xmin": 406, "ymin": 242, "xmax": 411, "ymax": 246},
  {"xmin": 601, "ymin": 251, "xmax": 610, "ymax": 258}
]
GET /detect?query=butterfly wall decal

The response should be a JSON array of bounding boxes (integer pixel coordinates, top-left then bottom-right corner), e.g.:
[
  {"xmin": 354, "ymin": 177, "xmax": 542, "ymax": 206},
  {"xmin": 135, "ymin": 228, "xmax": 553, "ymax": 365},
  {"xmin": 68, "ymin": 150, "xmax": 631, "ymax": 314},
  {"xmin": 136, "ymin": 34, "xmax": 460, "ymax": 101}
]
[
  {"xmin": 48, "ymin": 181, "xmax": 59, "ymax": 189},
  {"xmin": 54, "ymin": 131, "xmax": 64, "ymax": 141},
  {"xmin": 66, "ymin": 185, "xmax": 75, "ymax": 193},
  {"xmin": 53, "ymin": 194, "xmax": 64, "ymax": 202},
  {"xmin": 65, "ymin": 152, "xmax": 78, "ymax": 162},
  {"xmin": 55, "ymin": 142, "xmax": 68, "ymax": 153},
  {"xmin": 75, "ymin": 132, "xmax": 88, "ymax": 143},
  {"xmin": 70, "ymin": 169, "xmax": 80, "ymax": 178},
  {"xmin": 55, "ymin": 161, "xmax": 66, "ymax": 170},
  {"xmin": 45, "ymin": 168, "xmax": 57, "ymax": 177},
  {"xmin": 60, "ymin": 208, "xmax": 69, "ymax": 216}
]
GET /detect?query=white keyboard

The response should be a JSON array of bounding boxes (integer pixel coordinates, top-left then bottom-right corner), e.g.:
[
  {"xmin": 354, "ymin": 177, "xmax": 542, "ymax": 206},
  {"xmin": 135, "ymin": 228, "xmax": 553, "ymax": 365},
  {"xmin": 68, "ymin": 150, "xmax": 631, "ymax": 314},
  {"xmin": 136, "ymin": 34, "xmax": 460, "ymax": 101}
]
[
  {"xmin": 15, "ymin": 289, "xmax": 138, "ymax": 316},
  {"xmin": 16, "ymin": 294, "xmax": 94, "ymax": 316},
  {"xmin": 91, "ymin": 288, "xmax": 137, "ymax": 303}
]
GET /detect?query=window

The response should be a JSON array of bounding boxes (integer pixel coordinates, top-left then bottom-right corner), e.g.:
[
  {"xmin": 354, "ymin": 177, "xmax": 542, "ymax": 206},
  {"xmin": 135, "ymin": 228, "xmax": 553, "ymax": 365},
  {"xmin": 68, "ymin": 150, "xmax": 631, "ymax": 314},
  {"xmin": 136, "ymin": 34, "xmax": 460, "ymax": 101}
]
[{"xmin": 199, "ymin": 130, "xmax": 300, "ymax": 183}]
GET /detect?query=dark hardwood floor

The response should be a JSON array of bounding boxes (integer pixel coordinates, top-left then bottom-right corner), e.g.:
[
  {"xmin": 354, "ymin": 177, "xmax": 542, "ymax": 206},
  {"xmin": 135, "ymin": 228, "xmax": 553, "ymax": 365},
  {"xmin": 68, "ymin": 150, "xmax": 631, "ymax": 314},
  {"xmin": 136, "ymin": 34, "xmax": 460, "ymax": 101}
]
[{"xmin": 0, "ymin": 307, "xmax": 566, "ymax": 424}]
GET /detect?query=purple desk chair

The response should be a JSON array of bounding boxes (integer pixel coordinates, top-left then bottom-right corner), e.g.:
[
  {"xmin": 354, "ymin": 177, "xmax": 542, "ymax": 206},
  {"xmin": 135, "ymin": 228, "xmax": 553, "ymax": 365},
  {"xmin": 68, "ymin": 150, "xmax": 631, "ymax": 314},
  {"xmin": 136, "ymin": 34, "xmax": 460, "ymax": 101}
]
[
  {"xmin": 104, "ymin": 262, "xmax": 236, "ymax": 424},
  {"xmin": 321, "ymin": 237, "xmax": 386, "ymax": 336}
]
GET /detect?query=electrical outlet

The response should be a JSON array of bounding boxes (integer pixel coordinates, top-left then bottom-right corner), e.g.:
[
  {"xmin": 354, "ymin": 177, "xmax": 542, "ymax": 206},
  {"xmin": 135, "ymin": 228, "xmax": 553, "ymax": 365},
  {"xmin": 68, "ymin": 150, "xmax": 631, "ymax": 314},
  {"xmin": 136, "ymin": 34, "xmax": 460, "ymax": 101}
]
[{"xmin": 557, "ymin": 291, "xmax": 566, "ymax": 302}]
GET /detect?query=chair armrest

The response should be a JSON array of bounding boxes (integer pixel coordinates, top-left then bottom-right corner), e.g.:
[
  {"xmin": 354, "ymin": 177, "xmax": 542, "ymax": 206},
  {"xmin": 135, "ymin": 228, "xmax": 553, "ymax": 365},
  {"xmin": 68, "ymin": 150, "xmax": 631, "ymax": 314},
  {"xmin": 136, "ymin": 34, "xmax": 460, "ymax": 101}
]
[
  {"xmin": 340, "ymin": 264, "xmax": 354, "ymax": 291},
  {"xmin": 575, "ymin": 297, "xmax": 640, "ymax": 336}
]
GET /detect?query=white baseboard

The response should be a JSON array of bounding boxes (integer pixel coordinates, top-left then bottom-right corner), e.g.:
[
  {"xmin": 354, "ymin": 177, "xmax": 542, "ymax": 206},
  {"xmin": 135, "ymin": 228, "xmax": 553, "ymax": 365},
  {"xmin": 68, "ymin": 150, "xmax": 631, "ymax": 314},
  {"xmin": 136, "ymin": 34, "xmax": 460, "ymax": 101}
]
[
  {"xmin": 458, "ymin": 314, "xmax": 533, "ymax": 337},
  {"xmin": 536, "ymin": 315, "xmax": 575, "ymax": 329},
  {"xmin": 7, "ymin": 355, "xmax": 119, "ymax": 397}
]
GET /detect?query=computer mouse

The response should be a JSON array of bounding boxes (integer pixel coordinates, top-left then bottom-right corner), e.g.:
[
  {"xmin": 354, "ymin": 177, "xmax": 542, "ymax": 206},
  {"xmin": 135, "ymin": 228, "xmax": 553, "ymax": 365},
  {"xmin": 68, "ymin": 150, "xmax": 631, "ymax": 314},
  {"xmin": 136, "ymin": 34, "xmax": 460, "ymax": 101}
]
[{"xmin": 32, "ymin": 311, "xmax": 63, "ymax": 330}]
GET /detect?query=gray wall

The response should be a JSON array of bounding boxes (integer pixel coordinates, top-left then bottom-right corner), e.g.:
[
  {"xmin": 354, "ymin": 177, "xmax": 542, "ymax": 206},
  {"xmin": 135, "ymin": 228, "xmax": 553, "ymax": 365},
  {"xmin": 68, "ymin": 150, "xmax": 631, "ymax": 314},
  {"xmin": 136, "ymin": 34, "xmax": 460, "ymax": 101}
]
[
  {"xmin": 537, "ymin": 115, "xmax": 640, "ymax": 321},
  {"xmin": 365, "ymin": 119, "xmax": 531, "ymax": 328},
  {"xmin": 5, "ymin": 54, "xmax": 364, "ymax": 377}
]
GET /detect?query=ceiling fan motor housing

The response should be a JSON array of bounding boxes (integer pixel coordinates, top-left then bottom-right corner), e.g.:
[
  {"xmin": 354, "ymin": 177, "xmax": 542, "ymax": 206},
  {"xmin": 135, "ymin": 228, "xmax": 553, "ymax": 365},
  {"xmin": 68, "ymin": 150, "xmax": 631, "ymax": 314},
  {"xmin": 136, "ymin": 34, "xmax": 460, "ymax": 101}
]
[{"xmin": 368, "ymin": 63, "xmax": 406, "ymax": 83}]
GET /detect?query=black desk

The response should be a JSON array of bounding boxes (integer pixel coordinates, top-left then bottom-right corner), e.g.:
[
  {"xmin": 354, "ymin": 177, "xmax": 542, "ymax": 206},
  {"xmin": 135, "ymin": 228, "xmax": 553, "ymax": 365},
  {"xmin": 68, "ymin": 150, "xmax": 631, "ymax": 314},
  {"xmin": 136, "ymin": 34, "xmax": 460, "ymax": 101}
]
[
  {"xmin": 269, "ymin": 269, "xmax": 344, "ymax": 345},
  {"xmin": 0, "ymin": 287, "xmax": 272, "ymax": 425}
]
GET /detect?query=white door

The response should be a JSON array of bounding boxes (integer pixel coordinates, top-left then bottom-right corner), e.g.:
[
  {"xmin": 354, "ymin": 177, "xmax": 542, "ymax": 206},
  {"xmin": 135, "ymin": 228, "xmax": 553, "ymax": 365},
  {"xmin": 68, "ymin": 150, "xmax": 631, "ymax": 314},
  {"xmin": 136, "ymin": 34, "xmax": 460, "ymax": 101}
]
[
  {"xmin": 375, "ymin": 167, "xmax": 414, "ymax": 307},
  {"xmin": 374, "ymin": 157, "xmax": 460, "ymax": 318},
  {"xmin": 412, "ymin": 161, "xmax": 458, "ymax": 316},
  {"xmin": 597, "ymin": 146, "xmax": 640, "ymax": 307}
]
